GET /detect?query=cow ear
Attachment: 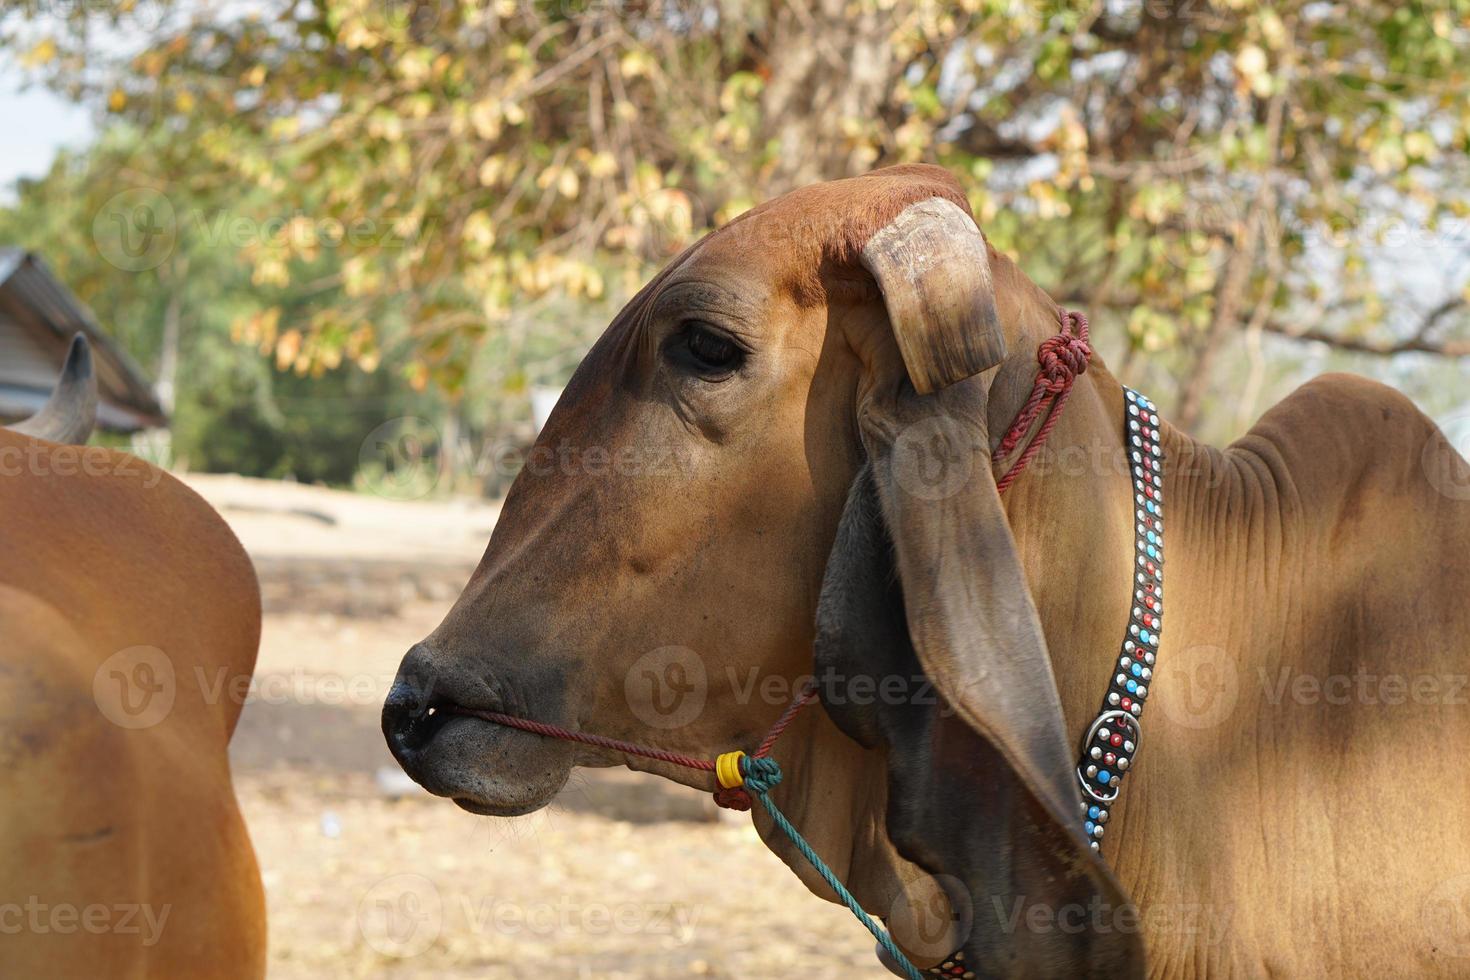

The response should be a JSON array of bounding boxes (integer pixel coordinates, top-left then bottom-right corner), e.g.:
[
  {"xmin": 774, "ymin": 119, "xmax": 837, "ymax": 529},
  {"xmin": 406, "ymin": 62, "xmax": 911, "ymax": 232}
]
[
  {"xmin": 814, "ymin": 383, "xmax": 1144, "ymax": 977},
  {"xmin": 860, "ymin": 197, "xmax": 1005, "ymax": 395}
]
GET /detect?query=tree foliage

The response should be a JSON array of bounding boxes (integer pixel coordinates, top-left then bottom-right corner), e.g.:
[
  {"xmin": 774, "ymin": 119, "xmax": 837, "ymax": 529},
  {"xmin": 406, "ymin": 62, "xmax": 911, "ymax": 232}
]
[
  {"xmin": 0, "ymin": 128, "xmax": 439, "ymax": 480},
  {"xmin": 6, "ymin": 0, "xmax": 1470, "ymax": 442}
]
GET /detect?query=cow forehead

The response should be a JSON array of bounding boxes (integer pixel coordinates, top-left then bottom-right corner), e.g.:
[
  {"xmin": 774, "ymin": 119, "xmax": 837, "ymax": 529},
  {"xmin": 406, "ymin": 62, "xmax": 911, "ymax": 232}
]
[
  {"xmin": 673, "ymin": 166, "xmax": 971, "ymax": 310},
  {"xmin": 663, "ymin": 231, "xmax": 784, "ymax": 313}
]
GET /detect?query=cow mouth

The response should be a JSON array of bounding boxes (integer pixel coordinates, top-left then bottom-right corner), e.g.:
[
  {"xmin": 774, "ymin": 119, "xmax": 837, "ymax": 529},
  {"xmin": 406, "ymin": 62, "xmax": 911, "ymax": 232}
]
[{"xmin": 382, "ymin": 677, "xmax": 573, "ymax": 817}]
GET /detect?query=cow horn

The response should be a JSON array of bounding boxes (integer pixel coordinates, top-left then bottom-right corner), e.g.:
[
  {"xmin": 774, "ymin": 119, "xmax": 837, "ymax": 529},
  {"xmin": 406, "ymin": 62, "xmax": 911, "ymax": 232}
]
[
  {"xmin": 860, "ymin": 197, "xmax": 1006, "ymax": 394},
  {"xmin": 11, "ymin": 334, "xmax": 98, "ymax": 445}
]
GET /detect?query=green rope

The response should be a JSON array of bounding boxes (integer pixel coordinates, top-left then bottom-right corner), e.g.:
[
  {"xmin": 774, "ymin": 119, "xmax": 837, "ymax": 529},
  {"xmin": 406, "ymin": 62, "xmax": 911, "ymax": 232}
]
[{"xmin": 739, "ymin": 756, "xmax": 925, "ymax": 980}]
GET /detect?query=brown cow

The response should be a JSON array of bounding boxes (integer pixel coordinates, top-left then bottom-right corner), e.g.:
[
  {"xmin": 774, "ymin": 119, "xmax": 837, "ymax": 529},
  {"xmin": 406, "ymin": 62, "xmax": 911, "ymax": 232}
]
[
  {"xmin": 1, "ymin": 336, "xmax": 266, "ymax": 977},
  {"xmin": 385, "ymin": 165, "xmax": 1470, "ymax": 977}
]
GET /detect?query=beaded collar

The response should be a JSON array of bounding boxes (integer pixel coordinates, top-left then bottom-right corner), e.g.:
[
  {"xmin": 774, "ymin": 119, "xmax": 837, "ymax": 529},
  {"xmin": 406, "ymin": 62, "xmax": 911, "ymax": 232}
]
[
  {"xmin": 895, "ymin": 386, "xmax": 1166, "ymax": 978},
  {"xmin": 1074, "ymin": 387, "xmax": 1164, "ymax": 849}
]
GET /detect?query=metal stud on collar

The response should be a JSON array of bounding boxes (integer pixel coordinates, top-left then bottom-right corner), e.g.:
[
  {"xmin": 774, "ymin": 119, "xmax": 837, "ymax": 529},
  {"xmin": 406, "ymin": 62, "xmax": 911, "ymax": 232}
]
[
  {"xmin": 927, "ymin": 950, "xmax": 975, "ymax": 978},
  {"xmin": 1075, "ymin": 387, "xmax": 1164, "ymax": 853}
]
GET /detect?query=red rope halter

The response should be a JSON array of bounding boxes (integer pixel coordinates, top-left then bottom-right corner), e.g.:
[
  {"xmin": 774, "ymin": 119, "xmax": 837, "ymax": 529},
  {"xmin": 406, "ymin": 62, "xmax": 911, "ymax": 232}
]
[
  {"xmin": 452, "ymin": 683, "xmax": 817, "ymax": 810},
  {"xmin": 991, "ymin": 308, "xmax": 1091, "ymax": 494}
]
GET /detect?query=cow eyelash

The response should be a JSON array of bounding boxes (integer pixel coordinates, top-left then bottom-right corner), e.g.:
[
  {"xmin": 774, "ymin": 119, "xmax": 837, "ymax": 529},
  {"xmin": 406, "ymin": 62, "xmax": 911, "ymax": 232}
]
[{"xmin": 666, "ymin": 321, "xmax": 746, "ymax": 379}]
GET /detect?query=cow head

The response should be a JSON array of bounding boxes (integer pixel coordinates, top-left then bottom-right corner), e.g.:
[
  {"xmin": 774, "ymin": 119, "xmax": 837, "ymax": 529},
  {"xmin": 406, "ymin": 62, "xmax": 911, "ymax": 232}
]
[{"xmin": 383, "ymin": 165, "xmax": 1142, "ymax": 975}]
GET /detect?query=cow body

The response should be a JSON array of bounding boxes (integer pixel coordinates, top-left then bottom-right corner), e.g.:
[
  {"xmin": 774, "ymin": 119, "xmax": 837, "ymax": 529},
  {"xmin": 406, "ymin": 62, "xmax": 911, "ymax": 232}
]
[
  {"xmin": 384, "ymin": 165, "xmax": 1470, "ymax": 977},
  {"xmin": 0, "ymin": 431, "xmax": 265, "ymax": 977}
]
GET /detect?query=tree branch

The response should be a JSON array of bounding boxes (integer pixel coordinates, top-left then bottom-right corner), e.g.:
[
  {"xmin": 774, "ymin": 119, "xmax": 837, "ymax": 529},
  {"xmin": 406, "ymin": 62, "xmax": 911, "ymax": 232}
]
[{"xmin": 1260, "ymin": 311, "xmax": 1470, "ymax": 357}]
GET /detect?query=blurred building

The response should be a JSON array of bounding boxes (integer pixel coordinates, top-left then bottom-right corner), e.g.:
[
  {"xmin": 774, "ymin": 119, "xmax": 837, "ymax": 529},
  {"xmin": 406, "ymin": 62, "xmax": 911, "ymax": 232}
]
[
  {"xmin": 0, "ymin": 248, "xmax": 165, "ymax": 432},
  {"xmin": 530, "ymin": 385, "xmax": 563, "ymax": 432}
]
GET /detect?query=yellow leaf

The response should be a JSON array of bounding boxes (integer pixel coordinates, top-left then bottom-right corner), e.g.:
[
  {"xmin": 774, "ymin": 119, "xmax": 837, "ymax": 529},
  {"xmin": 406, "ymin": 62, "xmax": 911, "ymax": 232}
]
[
  {"xmin": 620, "ymin": 50, "xmax": 650, "ymax": 79},
  {"xmin": 557, "ymin": 169, "xmax": 580, "ymax": 199},
  {"xmin": 462, "ymin": 211, "xmax": 496, "ymax": 249},
  {"xmin": 407, "ymin": 362, "xmax": 429, "ymax": 392},
  {"xmin": 22, "ymin": 38, "xmax": 57, "ymax": 68},
  {"xmin": 588, "ymin": 151, "xmax": 617, "ymax": 179},
  {"xmin": 107, "ymin": 89, "xmax": 128, "ymax": 112},
  {"xmin": 478, "ymin": 156, "xmax": 506, "ymax": 186},
  {"xmin": 275, "ymin": 329, "xmax": 302, "ymax": 371},
  {"xmin": 1235, "ymin": 45, "xmax": 1267, "ymax": 84},
  {"xmin": 341, "ymin": 21, "xmax": 376, "ymax": 50},
  {"xmin": 258, "ymin": 308, "xmax": 280, "ymax": 351},
  {"xmin": 1405, "ymin": 131, "xmax": 1437, "ymax": 161},
  {"xmin": 1258, "ymin": 10, "xmax": 1288, "ymax": 50},
  {"xmin": 470, "ymin": 99, "xmax": 502, "ymax": 140}
]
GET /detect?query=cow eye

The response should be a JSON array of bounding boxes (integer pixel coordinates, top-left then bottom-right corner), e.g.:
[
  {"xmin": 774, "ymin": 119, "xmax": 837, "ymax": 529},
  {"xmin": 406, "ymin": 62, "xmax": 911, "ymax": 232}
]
[{"xmin": 670, "ymin": 321, "xmax": 744, "ymax": 377}]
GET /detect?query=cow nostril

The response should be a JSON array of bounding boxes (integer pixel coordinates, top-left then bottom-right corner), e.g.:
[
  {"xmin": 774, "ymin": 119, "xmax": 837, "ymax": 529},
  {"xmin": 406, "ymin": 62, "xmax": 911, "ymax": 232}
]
[{"xmin": 382, "ymin": 676, "xmax": 453, "ymax": 755}]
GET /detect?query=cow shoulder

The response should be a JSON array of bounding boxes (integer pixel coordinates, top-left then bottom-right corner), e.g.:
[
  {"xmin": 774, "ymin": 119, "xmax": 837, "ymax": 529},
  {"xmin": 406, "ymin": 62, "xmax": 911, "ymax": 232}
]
[
  {"xmin": 1231, "ymin": 373, "xmax": 1470, "ymax": 659},
  {"xmin": 1231, "ymin": 372, "xmax": 1445, "ymax": 512}
]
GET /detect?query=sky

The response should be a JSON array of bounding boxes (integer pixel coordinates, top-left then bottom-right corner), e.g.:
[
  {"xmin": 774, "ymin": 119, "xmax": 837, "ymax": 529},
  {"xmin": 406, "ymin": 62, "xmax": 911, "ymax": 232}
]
[
  {"xmin": 0, "ymin": 2, "xmax": 168, "ymax": 201},
  {"xmin": 1, "ymin": 79, "xmax": 95, "ymax": 199}
]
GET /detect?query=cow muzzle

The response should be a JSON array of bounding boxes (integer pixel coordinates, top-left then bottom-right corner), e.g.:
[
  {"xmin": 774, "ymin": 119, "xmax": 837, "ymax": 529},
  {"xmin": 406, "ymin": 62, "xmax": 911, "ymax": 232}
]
[{"xmin": 382, "ymin": 642, "xmax": 575, "ymax": 816}]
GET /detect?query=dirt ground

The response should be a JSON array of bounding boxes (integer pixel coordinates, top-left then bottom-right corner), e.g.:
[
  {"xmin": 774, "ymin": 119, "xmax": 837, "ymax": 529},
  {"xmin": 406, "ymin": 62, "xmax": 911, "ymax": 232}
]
[{"xmin": 184, "ymin": 475, "xmax": 889, "ymax": 979}]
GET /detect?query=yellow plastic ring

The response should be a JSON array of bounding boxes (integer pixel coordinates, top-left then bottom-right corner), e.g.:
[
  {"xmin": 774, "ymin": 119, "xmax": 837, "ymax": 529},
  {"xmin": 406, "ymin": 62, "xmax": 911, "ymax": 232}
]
[{"xmin": 715, "ymin": 751, "xmax": 746, "ymax": 789}]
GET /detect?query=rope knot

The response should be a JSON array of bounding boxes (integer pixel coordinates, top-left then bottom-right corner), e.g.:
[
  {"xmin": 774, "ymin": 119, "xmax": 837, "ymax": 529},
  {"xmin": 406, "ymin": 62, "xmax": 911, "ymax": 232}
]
[
  {"xmin": 711, "ymin": 752, "xmax": 783, "ymax": 808},
  {"xmin": 741, "ymin": 756, "xmax": 783, "ymax": 795},
  {"xmin": 712, "ymin": 786, "xmax": 753, "ymax": 810},
  {"xmin": 1036, "ymin": 331, "xmax": 1092, "ymax": 390},
  {"xmin": 991, "ymin": 308, "xmax": 1092, "ymax": 494}
]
